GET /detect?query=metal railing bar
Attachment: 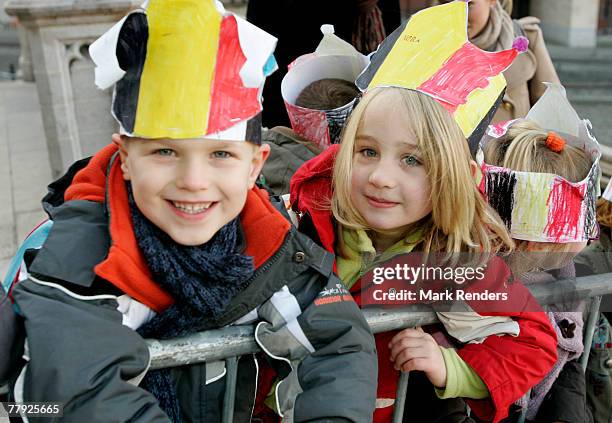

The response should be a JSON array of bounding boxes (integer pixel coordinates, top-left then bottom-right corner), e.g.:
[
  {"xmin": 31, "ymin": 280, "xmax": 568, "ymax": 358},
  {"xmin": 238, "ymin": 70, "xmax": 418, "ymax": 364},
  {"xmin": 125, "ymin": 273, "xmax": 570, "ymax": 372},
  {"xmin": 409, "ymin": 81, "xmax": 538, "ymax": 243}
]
[
  {"xmin": 581, "ymin": 296, "xmax": 602, "ymax": 371},
  {"xmin": 221, "ymin": 356, "xmax": 238, "ymax": 423},
  {"xmin": 391, "ymin": 372, "xmax": 410, "ymax": 423},
  {"xmin": 144, "ymin": 274, "xmax": 612, "ymax": 422},
  {"xmin": 148, "ymin": 274, "xmax": 612, "ymax": 369},
  {"xmin": 148, "ymin": 326, "xmax": 254, "ymax": 370},
  {"xmin": 517, "ymin": 388, "xmax": 531, "ymax": 423}
]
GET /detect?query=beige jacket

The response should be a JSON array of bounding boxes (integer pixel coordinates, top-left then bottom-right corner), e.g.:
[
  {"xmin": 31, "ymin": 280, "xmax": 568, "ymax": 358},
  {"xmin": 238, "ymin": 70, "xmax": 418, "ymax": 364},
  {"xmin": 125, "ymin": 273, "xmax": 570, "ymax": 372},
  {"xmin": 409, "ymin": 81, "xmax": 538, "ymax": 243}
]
[{"xmin": 493, "ymin": 17, "xmax": 560, "ymax": 123}]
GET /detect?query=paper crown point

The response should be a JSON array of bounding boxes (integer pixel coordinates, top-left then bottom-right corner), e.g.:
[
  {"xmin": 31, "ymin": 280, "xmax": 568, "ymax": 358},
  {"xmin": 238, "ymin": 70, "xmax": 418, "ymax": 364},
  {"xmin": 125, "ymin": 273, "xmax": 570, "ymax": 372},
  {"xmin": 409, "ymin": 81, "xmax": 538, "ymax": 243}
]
[
  {"xmin": 512, "ymin": 36, "xmax": 529, "ymax": 53},
  {"xmin": 320, "ymin": 24, "xmax": 335, "ymax": 35}
]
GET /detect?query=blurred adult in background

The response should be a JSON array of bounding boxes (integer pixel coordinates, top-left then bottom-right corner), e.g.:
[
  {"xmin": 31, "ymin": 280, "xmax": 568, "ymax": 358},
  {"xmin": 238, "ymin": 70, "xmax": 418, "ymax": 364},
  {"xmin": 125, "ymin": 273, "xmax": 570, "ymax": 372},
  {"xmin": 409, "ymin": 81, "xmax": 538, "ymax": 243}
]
[
  {"xmin": 247, "ymin": 0, "xmax": 400, "ymax": 128},
  {"xmin": 434, "ymin": 0, "xmax": 560, "ymax": 123}
]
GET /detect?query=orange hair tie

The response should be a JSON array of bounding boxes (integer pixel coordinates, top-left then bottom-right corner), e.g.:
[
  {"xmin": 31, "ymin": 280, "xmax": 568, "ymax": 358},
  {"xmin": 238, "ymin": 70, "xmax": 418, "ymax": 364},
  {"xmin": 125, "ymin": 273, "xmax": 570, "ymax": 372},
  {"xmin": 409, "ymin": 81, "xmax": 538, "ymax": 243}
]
[{"xmin": 546, "ymin": 132, "xmax": 565, "ymax": 153}]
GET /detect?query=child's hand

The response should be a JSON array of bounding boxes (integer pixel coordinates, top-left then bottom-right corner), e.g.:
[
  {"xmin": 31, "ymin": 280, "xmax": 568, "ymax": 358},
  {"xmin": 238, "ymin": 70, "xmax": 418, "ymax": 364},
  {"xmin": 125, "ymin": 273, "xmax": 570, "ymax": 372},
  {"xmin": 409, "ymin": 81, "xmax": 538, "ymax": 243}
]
[{"xmin": 388, "ymin": 327, "xmax": 447, "ymax": 388}]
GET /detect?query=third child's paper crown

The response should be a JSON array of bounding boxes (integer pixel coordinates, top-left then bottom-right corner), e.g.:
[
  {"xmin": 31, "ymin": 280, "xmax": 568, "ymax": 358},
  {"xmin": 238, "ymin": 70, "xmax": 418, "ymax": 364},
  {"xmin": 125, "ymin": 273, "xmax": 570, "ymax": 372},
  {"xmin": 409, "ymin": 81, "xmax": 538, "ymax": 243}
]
[
  {"xmin": 281, "ymin": 25, "xmax": 368, "ymax": 150},
  {"xmin": 356, "ymin": 0, "xmax": 527, "ymax": 151},
  {"xmin": 89, "ymin": 0, "xmax": 277, "ymax": 143},
  {"xmin": 479, "ymin": 83, "xmax": 602, "ymax": 243},
  {"xmin": 603, "ymin": 178, "xmax": 612, "ymax": 203}
]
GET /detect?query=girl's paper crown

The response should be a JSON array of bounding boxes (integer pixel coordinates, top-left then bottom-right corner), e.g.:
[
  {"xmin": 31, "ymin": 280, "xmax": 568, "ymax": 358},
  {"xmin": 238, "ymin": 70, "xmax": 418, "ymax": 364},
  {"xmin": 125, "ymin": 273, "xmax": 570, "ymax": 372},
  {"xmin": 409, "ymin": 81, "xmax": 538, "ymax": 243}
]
[
  {"xmin": 355, "ymin": 0, "xmax": 527, "ymax": 153},
  {"xmin": 478, "ymin": 83, "xmax": 602, "ymax": 243},
  {"xmin": 281, "ymin": 25, "xmax": 369, "ymax": 150},
  {"xmin": 89, "ymin": 0, "xmax": 277, "ymax": 143}
]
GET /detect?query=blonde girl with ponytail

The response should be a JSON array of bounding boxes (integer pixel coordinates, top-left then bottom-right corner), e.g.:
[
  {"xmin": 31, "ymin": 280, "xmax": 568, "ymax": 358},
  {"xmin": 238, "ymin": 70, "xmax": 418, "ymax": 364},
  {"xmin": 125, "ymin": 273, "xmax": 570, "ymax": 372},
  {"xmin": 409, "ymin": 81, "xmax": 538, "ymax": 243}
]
[{"xmin": 480, "ymin": 117, "xmax": 599, "ymax": 421}]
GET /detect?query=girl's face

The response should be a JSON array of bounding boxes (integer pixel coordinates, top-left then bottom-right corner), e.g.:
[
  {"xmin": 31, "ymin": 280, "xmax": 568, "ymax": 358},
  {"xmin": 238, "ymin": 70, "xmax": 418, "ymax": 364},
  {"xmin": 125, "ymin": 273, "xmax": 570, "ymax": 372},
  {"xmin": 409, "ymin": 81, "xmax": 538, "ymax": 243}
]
[
  {"xmin": 467, "ymin": 0, "xmax": 496, "ymax": 39},
  {"xmin": 350, "ymin": 95, "xmax": 432, "ymax": 247}
]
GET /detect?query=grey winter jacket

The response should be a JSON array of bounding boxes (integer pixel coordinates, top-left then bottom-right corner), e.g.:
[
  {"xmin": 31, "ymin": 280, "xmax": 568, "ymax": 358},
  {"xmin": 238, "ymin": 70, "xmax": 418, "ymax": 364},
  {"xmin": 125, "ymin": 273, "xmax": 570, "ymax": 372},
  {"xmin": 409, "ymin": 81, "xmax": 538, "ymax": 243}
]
[
  {"xmin": 261, "ymin": 127, "xmax": 321, "ymax": 196},
  {"xmin": 7, "ymin": 155, "xmax": 377, "ymax": 423}
]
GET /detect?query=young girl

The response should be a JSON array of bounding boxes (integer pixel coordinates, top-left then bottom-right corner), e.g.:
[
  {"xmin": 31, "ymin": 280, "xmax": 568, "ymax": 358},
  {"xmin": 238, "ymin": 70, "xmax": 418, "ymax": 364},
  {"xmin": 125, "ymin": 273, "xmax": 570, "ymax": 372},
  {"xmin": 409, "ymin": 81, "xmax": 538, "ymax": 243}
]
[
  {"xmin": 290, "ymin": 84, "xmax": 557, "ymax": 423},
  {"xmin": 290, "ymin": 2, "xmax": 558, "ymax": 422},
  {"xmin": 291, "ymin": 2, "xmax": 556, "ymax": 422},
  {"xmin": 480, "ymin": 84, "xmax": 601, "ymax": 422}
]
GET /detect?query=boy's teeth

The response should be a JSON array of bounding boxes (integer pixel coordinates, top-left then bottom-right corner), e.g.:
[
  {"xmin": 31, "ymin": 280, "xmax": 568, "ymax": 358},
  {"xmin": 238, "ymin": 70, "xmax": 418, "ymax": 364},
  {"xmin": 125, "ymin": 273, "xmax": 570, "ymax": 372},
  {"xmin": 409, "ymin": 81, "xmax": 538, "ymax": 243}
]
[{"xmin": 172, "ymin": 201, "xmax": 212, "ymax": 214}]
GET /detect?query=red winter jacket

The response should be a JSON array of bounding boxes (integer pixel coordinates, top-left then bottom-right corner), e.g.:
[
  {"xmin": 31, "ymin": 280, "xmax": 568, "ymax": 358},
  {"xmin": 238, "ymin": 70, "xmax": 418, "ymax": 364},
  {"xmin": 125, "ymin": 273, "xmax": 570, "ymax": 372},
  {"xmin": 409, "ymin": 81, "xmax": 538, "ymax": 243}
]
[{"xmin": 289, "ymin": 144, "xmax": 558, "ymax": 423}]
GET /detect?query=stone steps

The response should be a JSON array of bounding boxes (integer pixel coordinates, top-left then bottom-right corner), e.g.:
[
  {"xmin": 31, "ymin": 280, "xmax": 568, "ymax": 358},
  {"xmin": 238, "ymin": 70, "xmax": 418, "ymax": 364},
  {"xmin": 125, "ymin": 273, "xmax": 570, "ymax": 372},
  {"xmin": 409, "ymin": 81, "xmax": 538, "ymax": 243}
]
[{"xmin": 548, "ymin": 42, "xmax": 612, "ymax": 87}]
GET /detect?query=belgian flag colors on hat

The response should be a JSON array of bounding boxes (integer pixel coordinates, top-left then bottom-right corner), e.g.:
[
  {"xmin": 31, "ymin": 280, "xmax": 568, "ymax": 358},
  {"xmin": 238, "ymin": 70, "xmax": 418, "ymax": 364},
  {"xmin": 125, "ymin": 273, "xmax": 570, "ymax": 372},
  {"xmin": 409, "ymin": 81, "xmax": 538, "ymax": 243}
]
[
  {"xmin": 356, "ymin": 0, "xmax": 528, "ymax": 152},
  {"xmin": 89, "ymin": 0, "xmax": 277, "ymax": 144},
  {"xmin": 478, "ymin": 83, "xmax": 602, "ymax": 243}
]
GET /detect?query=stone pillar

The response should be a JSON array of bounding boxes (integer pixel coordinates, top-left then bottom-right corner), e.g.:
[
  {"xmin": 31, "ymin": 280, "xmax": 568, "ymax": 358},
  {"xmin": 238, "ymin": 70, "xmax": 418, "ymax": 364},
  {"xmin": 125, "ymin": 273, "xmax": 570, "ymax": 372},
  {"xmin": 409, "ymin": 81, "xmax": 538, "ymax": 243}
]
[
  {"xmin": 16, "ymin": 23, "xmax": 33, "ymax": 81},
  {"xmin": 4, "ymin": 0, "xmax": 141, "ymax": 177},
  {"xmin": 0, "ymin": 0, "xmax": 10, "ymax": 23},
  {"xmin": 530, "ymin": 0, "xmax": 600, "ymax": 47}
]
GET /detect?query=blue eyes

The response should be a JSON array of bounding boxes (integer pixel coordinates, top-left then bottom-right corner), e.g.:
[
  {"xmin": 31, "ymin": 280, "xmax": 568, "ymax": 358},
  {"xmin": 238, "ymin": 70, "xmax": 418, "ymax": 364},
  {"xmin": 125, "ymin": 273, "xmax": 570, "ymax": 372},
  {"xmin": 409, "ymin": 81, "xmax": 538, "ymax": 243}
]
[
  {"xmin": 155, "ymin": 148, "xmax": 175, "ymax": 157},
  {"xmin": 402, "ymin": 155, "xmax": 420, "ymax": 167},
  {"xmin": 212, "ymin": 151, "xmax": 231, "ymax": 159},
  {"xmin": 358, "ymin": 148, "xmax": 421, "ymax": 167},
  {"xmin": 153, "ymin": 149, "xmax": 232, "ymax": 159},
  {"xmin": 361, "ymin": 148, "xmax": 377, "ymax": 158}
]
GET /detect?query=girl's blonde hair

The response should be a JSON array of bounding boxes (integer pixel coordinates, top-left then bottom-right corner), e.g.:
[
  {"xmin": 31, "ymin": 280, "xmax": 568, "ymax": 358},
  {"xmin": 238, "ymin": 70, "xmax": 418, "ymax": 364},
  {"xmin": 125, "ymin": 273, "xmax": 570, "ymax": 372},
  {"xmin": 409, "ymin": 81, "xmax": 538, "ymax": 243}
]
[
  {"xmin": 332, "ymin": 87, "xmax": 513, "ymax": 253},
  {"xmin": 483, "ymin": 120, "xmax": 593, "ymax": 254},
  {"xmin": 483, "ymin": 120, "xmax": 592, "ymax": 182}
]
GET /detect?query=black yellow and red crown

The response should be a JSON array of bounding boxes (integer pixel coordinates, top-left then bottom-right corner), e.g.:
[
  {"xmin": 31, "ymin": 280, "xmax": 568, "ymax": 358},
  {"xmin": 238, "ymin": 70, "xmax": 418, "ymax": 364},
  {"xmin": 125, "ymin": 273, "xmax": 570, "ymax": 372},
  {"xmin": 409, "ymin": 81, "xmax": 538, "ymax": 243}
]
[
  {"xmin": 356, "ymin": 0, "xmax": 528, "ymax": 151},
  {"xmin": 89, "ymin": 0, "xmax": 277, "ymax": 143}
]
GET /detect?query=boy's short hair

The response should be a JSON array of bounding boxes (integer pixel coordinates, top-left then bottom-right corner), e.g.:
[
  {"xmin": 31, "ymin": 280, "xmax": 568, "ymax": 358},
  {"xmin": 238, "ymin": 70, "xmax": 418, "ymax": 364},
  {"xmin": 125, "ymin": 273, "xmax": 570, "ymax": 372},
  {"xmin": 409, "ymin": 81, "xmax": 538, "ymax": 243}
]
[{"xmin": 295, "ymin": 78, "xmax": 359, "ymax": 111}]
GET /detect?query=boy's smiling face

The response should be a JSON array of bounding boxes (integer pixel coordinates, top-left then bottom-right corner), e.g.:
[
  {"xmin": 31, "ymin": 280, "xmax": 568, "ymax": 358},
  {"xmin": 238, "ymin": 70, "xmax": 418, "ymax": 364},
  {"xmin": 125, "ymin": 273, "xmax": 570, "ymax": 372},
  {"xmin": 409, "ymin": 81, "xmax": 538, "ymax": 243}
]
[{"xmin": 114, "ymin": 134, "xmax": 269, "ymax": 246}]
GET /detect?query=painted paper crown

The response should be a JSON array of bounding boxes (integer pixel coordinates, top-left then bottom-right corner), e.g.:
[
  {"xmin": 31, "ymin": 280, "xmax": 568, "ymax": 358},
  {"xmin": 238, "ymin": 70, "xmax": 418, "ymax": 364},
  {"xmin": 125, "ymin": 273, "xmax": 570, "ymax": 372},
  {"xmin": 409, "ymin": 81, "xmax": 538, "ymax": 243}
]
[
  {"xmin": 479, "ymin": 83, "xmax": 602, "ymax": 243},
  {"xmin": 355, "ymin": 0, "xmax": 527, "ymax": 153},
  {"xmin": 281, "ymin": 25, "xmax": 369, "ymax": 150},
  {"xmin": 603, "ymin": 178, "xmax": 612, "ymax": 203},
  {"xmin": 89, "ymin": 0, "xmax": 277, "ymax": 143}
]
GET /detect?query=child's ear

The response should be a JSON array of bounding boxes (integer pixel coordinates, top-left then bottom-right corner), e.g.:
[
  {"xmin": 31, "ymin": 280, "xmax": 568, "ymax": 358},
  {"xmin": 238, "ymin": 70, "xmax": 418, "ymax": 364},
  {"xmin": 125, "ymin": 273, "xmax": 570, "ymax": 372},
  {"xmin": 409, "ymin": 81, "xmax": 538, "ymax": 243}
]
[
  {"xmin": 112, "ymin": 133, "xmax": 131, "ymax": 181},
  {"xmin": 469, "ymin": 160, "xmax": 483, "ymax": 184},
  {"xmin": 248, "ymin": 143, "xmax": 271, "ymax": 188}
]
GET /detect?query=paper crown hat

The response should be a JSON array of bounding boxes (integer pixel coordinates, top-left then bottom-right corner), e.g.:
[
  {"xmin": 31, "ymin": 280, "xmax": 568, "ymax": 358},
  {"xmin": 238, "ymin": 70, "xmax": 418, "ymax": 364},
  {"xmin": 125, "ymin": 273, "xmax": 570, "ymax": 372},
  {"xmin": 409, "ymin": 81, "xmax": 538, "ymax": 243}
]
[
  {"xmin": 89, "ymin": 0, "xmax": 277, "ymax": 143},
  {"xmin": 281, "ymin": 25, "xmax": 369, "ymax": 150},
  {"xmin": 355, "ymin": 0, "xmax": 527, "ymax": 152},
  {"xmin": 478, "ymin": 83, "xmax": 602, "ymax": 243},
  {"xmin": 603, "ymin": 178, "xmax": 612, "ymax": 202}
]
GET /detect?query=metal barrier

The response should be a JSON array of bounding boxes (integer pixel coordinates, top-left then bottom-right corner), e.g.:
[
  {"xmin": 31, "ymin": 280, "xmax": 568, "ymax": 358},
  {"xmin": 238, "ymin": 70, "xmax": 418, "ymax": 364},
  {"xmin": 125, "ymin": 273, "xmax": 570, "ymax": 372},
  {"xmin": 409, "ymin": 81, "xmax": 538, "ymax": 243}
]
[{"xmin": 147, "ymin": 273, "xmax": 612, "ymax": 423}]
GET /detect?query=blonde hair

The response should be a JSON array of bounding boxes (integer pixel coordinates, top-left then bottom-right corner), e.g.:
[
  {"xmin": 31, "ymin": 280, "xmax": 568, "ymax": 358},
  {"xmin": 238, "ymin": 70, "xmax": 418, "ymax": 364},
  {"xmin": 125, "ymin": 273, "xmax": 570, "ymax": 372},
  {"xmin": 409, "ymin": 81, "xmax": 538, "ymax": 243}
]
[
  {"xmin": 483, "ymin": 120, "xmax": 592, "ymax": 183},
  {"xmin": 332, "ymin": 87, "xmax": 513, "ymax": 254}
]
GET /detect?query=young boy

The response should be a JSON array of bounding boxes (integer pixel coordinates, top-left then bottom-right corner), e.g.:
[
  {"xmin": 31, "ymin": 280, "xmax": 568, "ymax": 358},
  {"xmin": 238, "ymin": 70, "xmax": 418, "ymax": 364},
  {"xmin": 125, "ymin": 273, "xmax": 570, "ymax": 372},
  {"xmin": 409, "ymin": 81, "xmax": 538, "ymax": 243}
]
[{"xmin": 5, "ymin": 1, "xmax": 377, "ymax": 421}]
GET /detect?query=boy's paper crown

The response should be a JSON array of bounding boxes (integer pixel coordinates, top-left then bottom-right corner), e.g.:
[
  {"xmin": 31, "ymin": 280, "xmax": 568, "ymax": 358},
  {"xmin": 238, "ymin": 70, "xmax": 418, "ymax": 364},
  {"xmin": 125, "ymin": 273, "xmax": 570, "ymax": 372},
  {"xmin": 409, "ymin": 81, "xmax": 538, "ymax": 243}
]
[
  {"xmin": 281, "ymin": 25, "xmax": 369, "ymax": 150},
  {"xmin": 89, "ymin": 0, "xmax": 277, "ymax": 144},
  {"xmin": 356, "ymin": 0, "xmax": 526, "ymax": 152},
  {"xmin": 478, "ymin": 83, "xmax": 602, "ymax": 243}
]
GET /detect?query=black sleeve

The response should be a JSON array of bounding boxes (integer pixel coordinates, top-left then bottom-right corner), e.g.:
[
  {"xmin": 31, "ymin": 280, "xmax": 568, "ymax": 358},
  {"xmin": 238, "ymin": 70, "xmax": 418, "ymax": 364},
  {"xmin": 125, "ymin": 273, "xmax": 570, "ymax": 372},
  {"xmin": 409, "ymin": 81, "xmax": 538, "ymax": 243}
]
[{"xmin": 12, "ymin": 278, "xmax": 170, "ymax": 423}]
